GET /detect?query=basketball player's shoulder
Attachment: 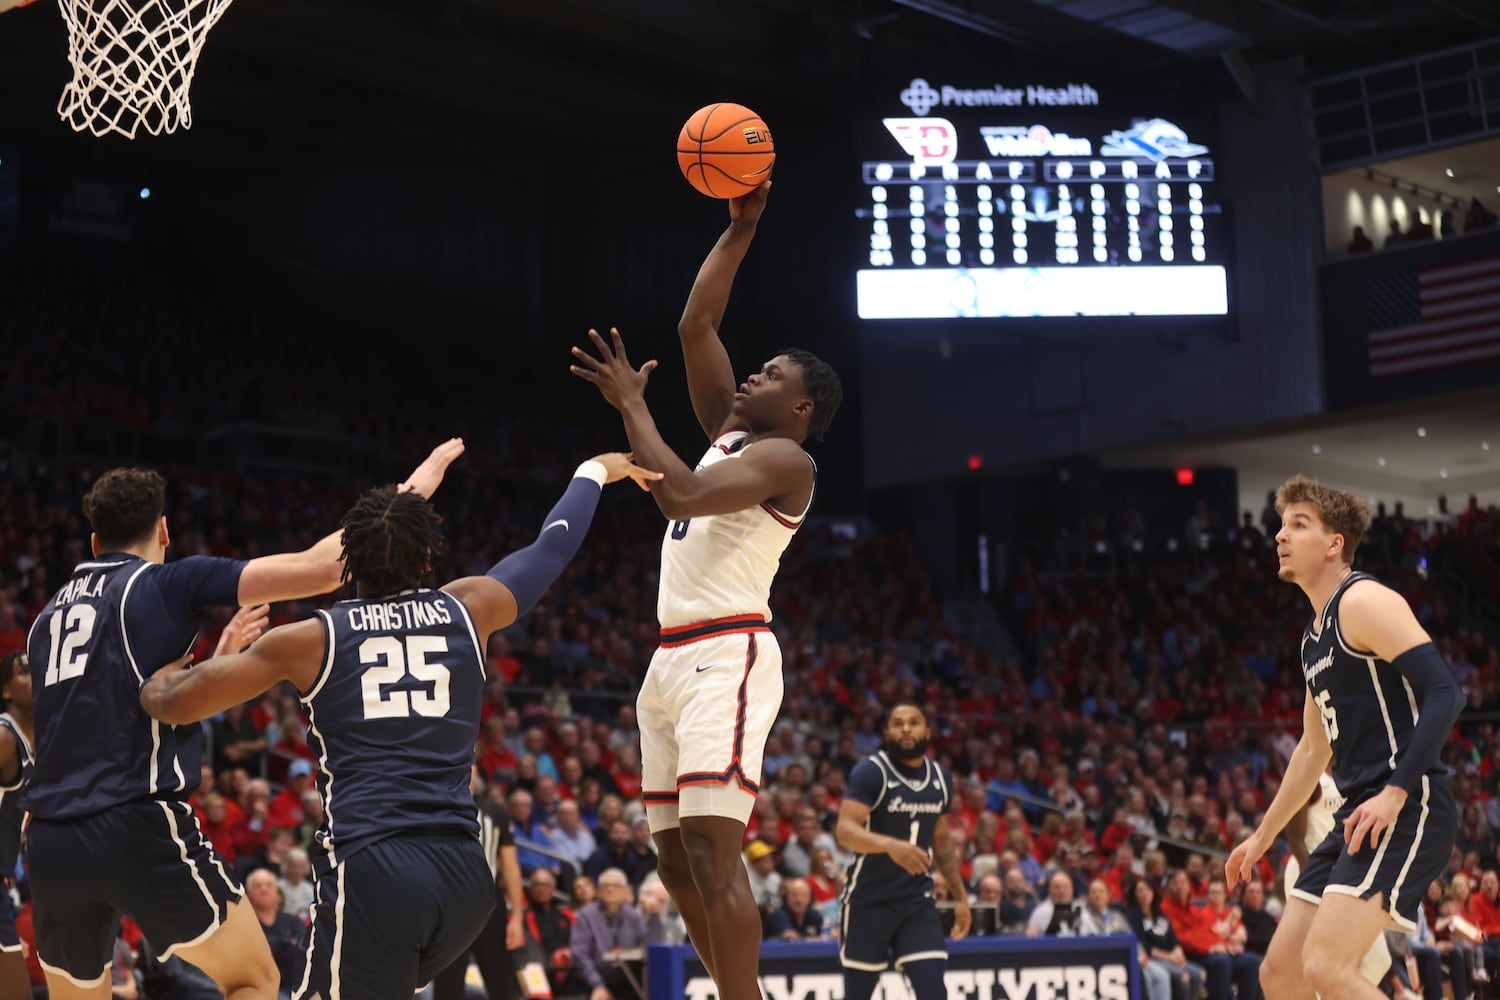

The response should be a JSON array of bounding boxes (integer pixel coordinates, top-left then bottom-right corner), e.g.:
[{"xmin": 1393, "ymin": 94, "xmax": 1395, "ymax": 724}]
[{"xmin": 1337, "ymin": 573, "xmax": 1404, "ymax": 617}]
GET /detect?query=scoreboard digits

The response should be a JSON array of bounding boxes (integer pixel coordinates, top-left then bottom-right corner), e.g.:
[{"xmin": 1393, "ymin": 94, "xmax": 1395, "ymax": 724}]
[{"xmin": 857, "ymin": 80, "xmax": 1229, "ymax": 319}]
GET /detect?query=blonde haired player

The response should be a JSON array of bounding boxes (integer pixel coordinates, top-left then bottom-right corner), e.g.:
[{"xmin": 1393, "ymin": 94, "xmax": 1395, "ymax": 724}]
[
  {"xmin": 571, "ymin": 181, "xmax": 842, "ymax": 1000},
  {"xmin": 1227, "ymin": 475, "xmax": 1462, "ymax": 1000}
]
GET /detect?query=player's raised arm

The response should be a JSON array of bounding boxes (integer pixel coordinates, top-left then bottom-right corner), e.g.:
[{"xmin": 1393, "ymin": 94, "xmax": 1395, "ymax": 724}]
[
  {"xmin": 676, "ymin": 183, "xmax": 770, "ymax": 440},
  {"xmin": 236, "ymin": 438, "xmax": 466, "ymax": 605},
  {"xmin": 571, "ymin": 327, "xmax": 811, "ymax": 520},
  {"xmin": 442, "ymin": 452, "xmax": 662, "ymax": 639}
]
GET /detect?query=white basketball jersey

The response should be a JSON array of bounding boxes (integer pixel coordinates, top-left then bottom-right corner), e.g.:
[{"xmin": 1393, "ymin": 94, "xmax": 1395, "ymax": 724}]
[
  {"xmin": 657, "ymin": 430, "xmax": 811, "ymax": 629},
  {"xmin": 1305, "ymin": 771, "xmax": 1344, "ymax": 848}
]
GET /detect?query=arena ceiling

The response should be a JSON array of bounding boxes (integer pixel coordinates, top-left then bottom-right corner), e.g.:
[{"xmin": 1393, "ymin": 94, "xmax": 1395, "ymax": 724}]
[
  {"xmin": 1102, "ymin": 388, "xmax": 1500, "ymax": 514},
  {"xmin": 0, "ymin": 0, "xmax": 1494, "ymax": 167}
]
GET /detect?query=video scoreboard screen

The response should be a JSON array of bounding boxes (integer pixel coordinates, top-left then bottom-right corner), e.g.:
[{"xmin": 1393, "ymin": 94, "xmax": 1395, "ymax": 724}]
[{"xmin": 857, "ymin": 77, "xmax": 1229, "ymax": 320}]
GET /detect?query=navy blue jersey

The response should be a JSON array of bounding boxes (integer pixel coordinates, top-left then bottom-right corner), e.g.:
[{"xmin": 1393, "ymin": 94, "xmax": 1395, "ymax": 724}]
[
  {"xmin": 841, "ymin": 753, "xmax": 952, "ymax": 905},
  {"xmin": 305, "ymin": 589, "xmax": 484, "ymax": 863},
  {"xmin": 1303, "ymin": 572, "xmax": 1441, "ymax": 800},
  {"xmin": 26, "ymin": 554, "xmax": 244, "ymax": 820},
  {"xmin": 0, "ymin": 714, "xmax": 33, "ymax": 878}
]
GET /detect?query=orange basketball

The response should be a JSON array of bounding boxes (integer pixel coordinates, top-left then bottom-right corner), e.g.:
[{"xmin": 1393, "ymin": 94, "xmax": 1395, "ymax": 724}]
[{"xmin": 677, "ymin": 103, "xmax": 775, "ymax": 199}]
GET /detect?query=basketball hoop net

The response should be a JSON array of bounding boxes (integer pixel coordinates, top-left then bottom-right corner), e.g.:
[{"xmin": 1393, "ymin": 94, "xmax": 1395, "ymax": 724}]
[{"xmin": 56, "ymin": 0, "xmax": 237, "ymax": 138}]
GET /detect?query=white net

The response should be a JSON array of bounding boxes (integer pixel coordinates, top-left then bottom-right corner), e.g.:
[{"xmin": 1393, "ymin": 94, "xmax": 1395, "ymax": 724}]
[{"xmin": 56, "ymin": 0, "xmax": 237, "ymax": 139}]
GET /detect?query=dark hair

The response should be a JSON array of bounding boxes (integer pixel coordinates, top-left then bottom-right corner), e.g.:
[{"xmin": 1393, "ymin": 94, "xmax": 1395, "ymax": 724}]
[
  {"xmin": 883, "ymin": 702, "xmax": 927, "ymax": 730},
  {"xmin": 1123, "ymin": 874, "xmax": 1159, "ymax": 913},
  {"xmin": 82, "ymin": 468, "xmax": 167, "ymax": 551},
  {"xmin": 338, "ymin": 486, "xmax": 444, "ymax": 598},
  {"xmin": 778, "ymin": 348, "xmax": 843, "ymax": 442},
  {"xmin": 0, "ymin": 652, "xmax": 24, "ymax": 713}
]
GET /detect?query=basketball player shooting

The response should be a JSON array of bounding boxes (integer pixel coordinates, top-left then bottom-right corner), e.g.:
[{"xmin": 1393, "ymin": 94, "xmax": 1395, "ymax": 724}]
[
  {"xmin": 1225, "ymin": 476, "xmax": 1463, "ymax": 1000},
  {"xmin": 569, "ymin": 181, "xmax": 842, "ymax": 1000}
]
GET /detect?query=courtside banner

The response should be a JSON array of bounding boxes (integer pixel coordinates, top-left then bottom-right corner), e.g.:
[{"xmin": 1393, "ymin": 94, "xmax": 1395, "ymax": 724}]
[{"xmin": 647, "ymin": 934, "xmax": 1140, "ymax": 1000}]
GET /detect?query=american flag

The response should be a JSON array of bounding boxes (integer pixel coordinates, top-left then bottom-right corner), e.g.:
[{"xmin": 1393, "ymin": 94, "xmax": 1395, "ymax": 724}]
[{"xmin": 1363, "ymin": 254, "xmax": 1500, "ymax": 378}]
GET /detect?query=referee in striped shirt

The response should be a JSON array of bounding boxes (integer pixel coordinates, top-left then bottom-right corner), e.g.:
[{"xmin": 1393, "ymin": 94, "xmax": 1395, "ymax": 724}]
[{"xmin": 434, "ymin": 766, "xmax": 526, "ymax": 1000}]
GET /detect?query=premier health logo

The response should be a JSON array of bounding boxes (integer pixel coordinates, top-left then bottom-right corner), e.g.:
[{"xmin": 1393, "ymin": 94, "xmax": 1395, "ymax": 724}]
[{"xmin": 900, "ymin": 78, "xmax": 942, "ymax": 116}]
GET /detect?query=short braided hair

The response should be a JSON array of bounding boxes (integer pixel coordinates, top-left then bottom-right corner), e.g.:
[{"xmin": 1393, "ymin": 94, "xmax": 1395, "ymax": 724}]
[{"xmin": 338, "ymin": 487, "xmax": 444, "ymax": 598}]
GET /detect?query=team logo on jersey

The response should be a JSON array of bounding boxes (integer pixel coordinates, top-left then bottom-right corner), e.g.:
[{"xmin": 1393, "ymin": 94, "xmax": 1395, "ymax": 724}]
[
  {"xmin": 1101, "ymin": 118, "xmax": 1209, "ymax": 161},
  {"xmin": 883, "ymin": 117, "xmax": 958, "ymax": 166}
]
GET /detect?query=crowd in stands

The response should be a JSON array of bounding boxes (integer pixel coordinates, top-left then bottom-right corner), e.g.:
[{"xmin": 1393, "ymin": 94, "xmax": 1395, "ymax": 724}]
[
  {"xmin": 3, "ymin": 277, "xmax": 1500, "ymax": 1000},
  {"xmin": 1345, "ymin": 197, "xmax": 1500, "ymax": 255}
]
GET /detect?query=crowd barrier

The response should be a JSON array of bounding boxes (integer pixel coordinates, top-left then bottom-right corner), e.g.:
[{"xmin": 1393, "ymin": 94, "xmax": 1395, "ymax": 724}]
[{"xmin": 645, "ymin": 933, "xmax": 1140, "ymax": 1000}]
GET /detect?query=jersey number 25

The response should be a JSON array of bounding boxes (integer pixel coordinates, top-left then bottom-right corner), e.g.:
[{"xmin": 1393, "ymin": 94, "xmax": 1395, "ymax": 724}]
[{"xmin": 358, "ymin": 636, "xmax": 451, "ymax": 720}]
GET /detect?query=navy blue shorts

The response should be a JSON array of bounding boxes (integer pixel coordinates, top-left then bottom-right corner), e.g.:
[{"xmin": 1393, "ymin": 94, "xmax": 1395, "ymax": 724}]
[
  {"xmin": 838, "ymin": 896, "xmax": 948, "ymax": 971},
  {"xmin": 1292, "ymin": 774, "xmax": 1458, "ymax": 930},
  {"xmin": 29, "ymin": 800, "xmax": 242, "ymax": 986},
  {"xmin": 293, "ymin": 833, "xmax": 495, "ymax": 1000},
  {"xmin": 0, "ymin": 892, "xmax": 18, "ymax": 953}
]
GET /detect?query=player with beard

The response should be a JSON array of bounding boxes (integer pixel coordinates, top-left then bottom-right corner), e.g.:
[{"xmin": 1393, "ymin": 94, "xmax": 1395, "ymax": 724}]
[{"xmin": 834, "ymin": 705, "xmax": 969, "ymax": 1000}]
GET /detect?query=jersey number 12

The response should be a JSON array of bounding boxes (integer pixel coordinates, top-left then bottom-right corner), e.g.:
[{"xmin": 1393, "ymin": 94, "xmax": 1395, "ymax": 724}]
[{"xmin": 44, "ymin": 605, "xmax": 97, "ymax": 686}]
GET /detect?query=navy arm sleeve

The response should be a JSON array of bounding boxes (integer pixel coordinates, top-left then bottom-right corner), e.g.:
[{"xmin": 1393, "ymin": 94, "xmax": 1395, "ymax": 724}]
[
  {"xmin": 488, "ymin": 466, "xmax": 604, "ymax": 618},
  {"xmin": 845, "ymin": 760, "xmax": 885, "ymax": 809},
  {"xmin": 1388, "ymin": 641, "xmax": 1465, "ymax": 793}
]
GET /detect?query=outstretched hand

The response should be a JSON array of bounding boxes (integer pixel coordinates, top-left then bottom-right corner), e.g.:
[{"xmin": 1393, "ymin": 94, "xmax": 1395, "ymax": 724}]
[
  {"xmin": 570, "ymin": 328, "xmax": 658, "ymax": 411},
  {"xmin": 400, "ymin": 438, "xmax": 466, "ymax": 499},
  {"xmin": 729, "ymin": 180, "xmax": 771, "ymax": 225},
  {"xmin": 590, "ymin": 452, "xmax": 664, "ymax": 492},
  {"xmin": 215, "ymin": 604, "xmax": 269, "ymax": 657}
]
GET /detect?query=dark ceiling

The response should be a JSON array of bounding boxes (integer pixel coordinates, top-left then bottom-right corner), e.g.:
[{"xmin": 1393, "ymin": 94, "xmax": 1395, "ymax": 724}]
[{"xmin": 0, "ymin": 0, "xmax": 1495, "ymax": 168}]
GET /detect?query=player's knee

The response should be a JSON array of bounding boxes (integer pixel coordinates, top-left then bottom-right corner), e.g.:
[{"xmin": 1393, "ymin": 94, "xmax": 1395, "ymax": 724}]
[
  {"xmin": 1301, "ymin": 948, "xmax": 1345, "ymax": 997},
  {"xmin": 680, "ymin": 825, "xmax": 739, "ymax": 893},
  {"xmin": 656, "ymin": 846, "xmax": 695, "ymax": 895},
  {"xmin": 1260, "ymin": 950, "xmax": 1296, "ymax": 992}
]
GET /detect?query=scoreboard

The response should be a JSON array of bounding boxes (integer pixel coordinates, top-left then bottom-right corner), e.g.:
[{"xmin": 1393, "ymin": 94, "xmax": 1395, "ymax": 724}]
[{"xmin": 856, "ymin": 77, "xmax": 1229, "ymax": 320}]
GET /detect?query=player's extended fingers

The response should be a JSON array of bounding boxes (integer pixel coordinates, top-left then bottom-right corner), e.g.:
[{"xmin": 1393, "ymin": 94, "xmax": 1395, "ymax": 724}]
[
  {"xmin": 628, "ymin": 465, "xmax": 664, "ymax": 491},
  {"xmin": 609, "ymin": 327, "xmax": 630, "ymax": 365},
  {"xmin": 639, "ymin": 359, "xmax": 658, "ymax": 380},
  {"xmin": 240, "ymin": 604, "xmax": 271, "ymax": 636},
  {"xmin": 569, "ymin": 365, "xmax": 601, "ymax": 383},
  {"xmin": 570, "ymin": 345, "xmax": 605, "ymax": 370},
  {"xmin": 587, "ymin": 327, "xmax": 614, "ymax": 360}
]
